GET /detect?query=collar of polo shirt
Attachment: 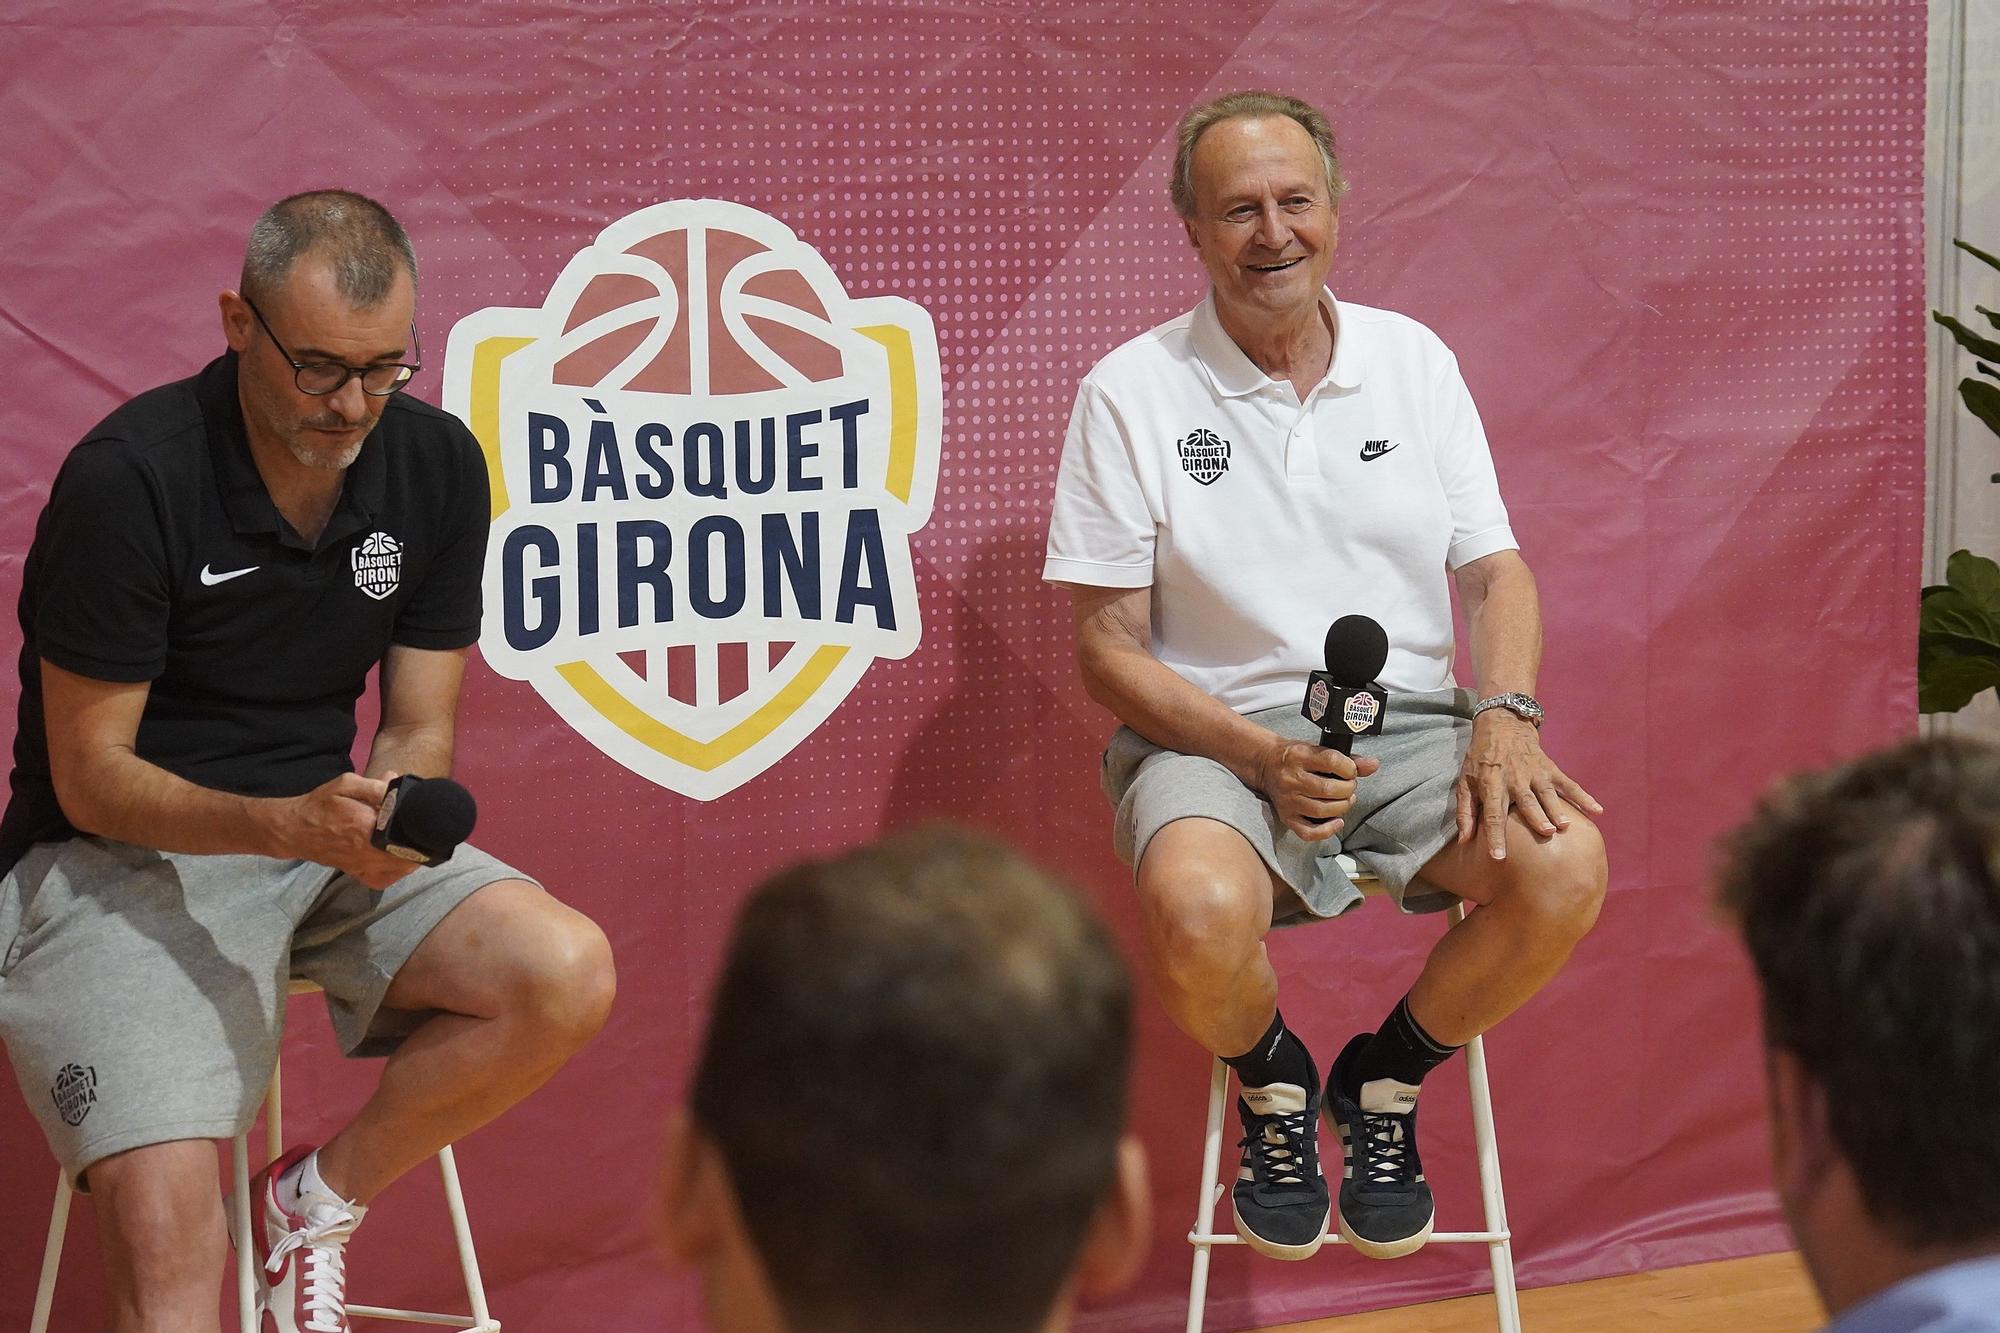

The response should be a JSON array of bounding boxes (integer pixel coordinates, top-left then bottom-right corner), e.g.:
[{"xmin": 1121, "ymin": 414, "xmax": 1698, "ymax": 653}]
[{"xmin": 1187, "ymin": 287, "xmax": 1368, "ymax": 400}]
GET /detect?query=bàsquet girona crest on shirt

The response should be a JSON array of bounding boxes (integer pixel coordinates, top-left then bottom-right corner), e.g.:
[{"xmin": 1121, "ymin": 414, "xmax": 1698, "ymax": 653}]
[{"xmin": 1177, "ymin": 427, "xmax": 1230, "ymax": 484}]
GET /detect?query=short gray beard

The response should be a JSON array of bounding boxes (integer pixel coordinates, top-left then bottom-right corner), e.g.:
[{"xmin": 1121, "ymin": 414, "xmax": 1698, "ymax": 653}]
[{"xmin": 284, "ymin": 433, "xmax": 365, "ymax": 471}]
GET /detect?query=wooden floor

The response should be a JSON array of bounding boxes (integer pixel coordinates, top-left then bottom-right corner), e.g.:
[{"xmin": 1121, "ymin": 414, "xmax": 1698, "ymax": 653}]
[{"xmin": 1258, "ymin": 1252, "xmax": 1824, "ymax": 1332}]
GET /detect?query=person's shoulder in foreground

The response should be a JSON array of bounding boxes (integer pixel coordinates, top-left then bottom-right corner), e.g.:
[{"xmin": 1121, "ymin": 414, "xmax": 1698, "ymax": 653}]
[
  {"xmin": 1717, "ymin": 735, "xmax": 2000, "ymax": 1332},
  {"xmin": 659, "ymin": 825, "xmax": 1149, "ymax": 1333},
  {"xmin": 1828, "ymin": 1257, "xmax": 2000, "ymax": 1333}
]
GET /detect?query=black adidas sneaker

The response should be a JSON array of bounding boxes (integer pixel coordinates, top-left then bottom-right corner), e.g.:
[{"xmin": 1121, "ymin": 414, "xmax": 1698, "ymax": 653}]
[
  {"xmin": 1327, "ymin": 1033, "xmax": 1435, "ymax": 1259},
  {"xmin": 1231, "ymin": 1068, "xmax": 1331, "ymax": 1260}
]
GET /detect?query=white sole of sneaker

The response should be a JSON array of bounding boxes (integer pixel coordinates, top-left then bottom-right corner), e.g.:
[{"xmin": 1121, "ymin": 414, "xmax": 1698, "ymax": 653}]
[
  {"xmin": 1231, "ymin": 1199, "xmax": 1330, "ymax": 1261},
  {"xmin": 1336, "ymin": 1209, "xmax": 1434, "ymax": 1260}
]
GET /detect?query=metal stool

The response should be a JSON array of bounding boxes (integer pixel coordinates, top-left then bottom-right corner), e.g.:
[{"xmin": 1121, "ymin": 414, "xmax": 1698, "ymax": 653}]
[
  {"xmin": 31, "ymin": 979, "xmax": 500, "ymax": 1333},
  {"xmin": 1184, "ymin": 860, "xmax": 1521, "ymax": 1333}
]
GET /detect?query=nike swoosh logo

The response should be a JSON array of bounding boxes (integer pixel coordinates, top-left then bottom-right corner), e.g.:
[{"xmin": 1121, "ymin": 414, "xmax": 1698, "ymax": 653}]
[
  {"xmin": 1359, "ymin": 441, "xmax": 1399, "ymax": 461},
  {"xmin": 199, "ymin": 564, "xmax": 259, "ymax": 586}
]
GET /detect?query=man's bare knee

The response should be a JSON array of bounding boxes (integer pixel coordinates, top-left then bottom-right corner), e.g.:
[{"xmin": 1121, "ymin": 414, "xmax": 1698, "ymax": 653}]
[
  {"xmin": 526, "ymin": 913, "xmax": 617, "ymax": 1048},
  {"xmin": 1136, "ymin": 822, "xmax": 1271, "ymax": 982},
  {"xmin": 90, "ymin": 1141, "xmax": 227, "ymax": 1319},
  {"xmin": 493, "ymin": 903, "xmax": 617, "ymax": 1059},
  {"xmin": 1500, "ymin": 816, "xmax": 1608, "ymax": 943}
]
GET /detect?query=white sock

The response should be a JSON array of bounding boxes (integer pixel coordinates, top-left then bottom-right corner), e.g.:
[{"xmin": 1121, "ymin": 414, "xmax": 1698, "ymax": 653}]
[{"xmin": 277, "ymin": 1150, "xmax": 367, "ymax": 1222}]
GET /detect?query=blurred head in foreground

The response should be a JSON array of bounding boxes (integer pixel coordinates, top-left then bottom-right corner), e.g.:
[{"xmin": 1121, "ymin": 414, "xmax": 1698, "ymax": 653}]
[
  {"xmin": 1717, "ymin": 736, "xmax": 2000, "ymax": 1324},
  {"xmin": 660, "ymin": 826, "xmax": 1148, "ymax": 1332}
]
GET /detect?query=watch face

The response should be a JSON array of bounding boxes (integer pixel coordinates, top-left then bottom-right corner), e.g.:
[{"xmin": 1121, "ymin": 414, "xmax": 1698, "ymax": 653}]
[{"xmin": 1482, "ymin": 694, "xmax": 1541, "ymax": 724}]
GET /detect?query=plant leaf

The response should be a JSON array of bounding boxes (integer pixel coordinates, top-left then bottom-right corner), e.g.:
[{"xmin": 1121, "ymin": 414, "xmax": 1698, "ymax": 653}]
[
  {"xmin": 1920, "ymin": 630, "xmax": 1995, "ymax": 662},
  {"xmin": 1922, "ymin": 640, "xmax": 1963, "ymax": 685},
  {"xmin": 1948, "ymin": 548, "xmax": 2000, "ymax": 604},
  {"xmin": 1955, "ymin": 238, "xmax": 2000, "ymax": 274},
  {"xmin": 1961, "ymin": 379, "xmax": 2000, "ymax": 439},
  {"xmin": 1980, "ymin": 304, "xmax": 2000, "ymax": 329},
  {"xmin": 1919, "ymin": 653, "xmax": 2000, "ymax": 713},
  {"xmin": 1912, "ymin": 636, "xmax": 1992, "ymax": 696},
  {"xmin": 1922, "ymin": 561, "xmax": 2000, "ymax": 650},
  {"xmin": 1921, "ymin": 591, "xmax": 2000, "ymax": 648},
  {"xmin": 1934, "ymin": 312, "xmax": 2000, "ymax": 362},
  {"xmin": 1981, "ymin": 362, "xmax": 2000, "ymax": 380}
]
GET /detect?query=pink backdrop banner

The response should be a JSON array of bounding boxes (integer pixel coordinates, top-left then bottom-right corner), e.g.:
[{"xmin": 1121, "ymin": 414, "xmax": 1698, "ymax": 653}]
[{"xmin": 0, "ymin": 2, "xmax": 1924, "ymax": 1329}]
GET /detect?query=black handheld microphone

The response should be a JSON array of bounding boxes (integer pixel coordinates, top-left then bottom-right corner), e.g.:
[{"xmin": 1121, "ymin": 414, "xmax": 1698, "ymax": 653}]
[
  {"xmin": 371, "ymin": 775, "xmax": 478, "ymax": 866},
  {"xmin": 1301, "ymin": 614, "xmax": 1390, "ymax": 756}
]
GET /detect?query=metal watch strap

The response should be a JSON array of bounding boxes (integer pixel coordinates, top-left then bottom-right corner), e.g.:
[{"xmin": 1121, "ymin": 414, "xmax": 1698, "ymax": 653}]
[{"xmin": 1473, "ymin": 692, "xmax": 1543, "ymax": 728}]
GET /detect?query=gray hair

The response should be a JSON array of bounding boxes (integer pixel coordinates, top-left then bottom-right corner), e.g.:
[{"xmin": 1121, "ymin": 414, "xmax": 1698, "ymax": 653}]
[
  {"xmin": 1170, "ymin": 90, "xmax": 1349, "ymax": 218},
  {"xmin": 240, "ymin": 190, "xmax": 417, "ymax": 309}
]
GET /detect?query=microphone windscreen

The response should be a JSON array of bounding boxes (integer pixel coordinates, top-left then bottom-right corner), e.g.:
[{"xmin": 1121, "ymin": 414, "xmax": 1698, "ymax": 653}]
[
  {"xmin": 1323, "ymin": 615, "xmax": 1389, "ymax": 686},
  {"xmin": 395, "ymin": 777, "xmax": 478, "ymax": 854}
]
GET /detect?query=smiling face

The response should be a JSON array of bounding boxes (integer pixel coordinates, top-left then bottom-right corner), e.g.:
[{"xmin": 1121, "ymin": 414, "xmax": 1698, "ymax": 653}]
[
  {"xmin": 1182, "ymin": 114, "xmax": 1338, "ymax": 333},
  {"xmin": 222, "ymin": 256, "xmax": 416, "ymax": 474}
]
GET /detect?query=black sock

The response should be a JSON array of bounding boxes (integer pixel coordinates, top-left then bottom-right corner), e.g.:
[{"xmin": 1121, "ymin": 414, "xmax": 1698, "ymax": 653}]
[
  {"xmin": 1223, "ymin": 1010, "xmax": 1315, "ymax": 1090},
  {"xmin": 1345, "ymin": 995, "xmax": 1460, "ymax": 1094}
]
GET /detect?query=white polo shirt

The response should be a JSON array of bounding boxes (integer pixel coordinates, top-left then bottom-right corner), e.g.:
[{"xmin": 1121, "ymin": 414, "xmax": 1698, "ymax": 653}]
[{"xmin": 1044, "ymin": 289, "xmax": 1516, "ymax": 711}]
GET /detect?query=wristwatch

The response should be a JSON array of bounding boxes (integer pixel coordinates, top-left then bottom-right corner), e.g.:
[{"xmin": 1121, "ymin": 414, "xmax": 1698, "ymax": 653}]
[{"xmin": 1473, "ymin": 692, "xmax": 1544, "ymax": 728}]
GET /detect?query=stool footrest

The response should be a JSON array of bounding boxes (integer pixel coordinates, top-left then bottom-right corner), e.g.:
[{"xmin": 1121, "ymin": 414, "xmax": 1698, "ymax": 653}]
[
  {"xmin": 1189, "ymin": 1230, "xmax": 1510, "ymax": 1246},
  {"xmin": 344, "ymin": 1307, "xmax": 498, "ymax": 1330}
]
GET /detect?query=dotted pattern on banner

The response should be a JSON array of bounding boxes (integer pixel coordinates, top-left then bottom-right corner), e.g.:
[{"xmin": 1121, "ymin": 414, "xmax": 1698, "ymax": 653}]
[
  {"xmin": 0, "ymin": 2, "xmax": 1928, "ymax": 866},
  {"xmin": 1629, "ymin": 1, "xmax": 1927, "ymax": 657},
  {"xmin": 272, "ymin": 4, "xmax": 1272, "ymax": 899},
  {"xmin": 0, "ymin": 1, "xmax": 1933, "ymax": 1328}
]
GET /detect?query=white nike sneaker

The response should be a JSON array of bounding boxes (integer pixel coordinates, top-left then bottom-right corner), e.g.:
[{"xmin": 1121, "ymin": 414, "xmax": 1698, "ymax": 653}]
[{"xmin": 249, "ymin": 1146, "xmax": 362, "ymax": 1333}]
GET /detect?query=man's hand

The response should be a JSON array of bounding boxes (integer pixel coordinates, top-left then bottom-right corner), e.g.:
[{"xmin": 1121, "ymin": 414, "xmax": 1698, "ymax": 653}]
[
  {"xmin": 1254, "ymin": 739, "xmax": 1382, "ymax": 842},
  {"xmin": 260, "ymin": 772, "xmax": 416, "ymax": 890},
  {"xmin": 1455, "ymin": 712, "xmax": 1604, "ymax": 859}
]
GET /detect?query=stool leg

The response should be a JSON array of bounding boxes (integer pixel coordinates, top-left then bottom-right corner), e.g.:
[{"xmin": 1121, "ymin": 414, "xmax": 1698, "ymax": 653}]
[
  {"xmin": 1449, "ymin": 900, "xmax": 1520, "ymax": 1333},
  {"xmin": 235, "ymin": 1043, "xmax": 289, "ymax": 1333},
  {"xmin": 1464, "ymin": 1032, "xmax": 1520, "ymax": 1332},
  {"xmin": 265, "ymin": 1055, "xmax": 284, "ymax": 1167},
  {"xmin": 234, "ymin": 1131, "xmax": 259, "ymax": 1333},
  {"xmin": 29, "ymin": 1170, "xmax": 70, "ymax": 1333},
  {"xmin": 1185, "ymin": 1058, "xmax": 1230, "ymax": 1333},
  {"xmin": 438, "ymin": 1144, "xmax": 497, "ymax": 1330}
]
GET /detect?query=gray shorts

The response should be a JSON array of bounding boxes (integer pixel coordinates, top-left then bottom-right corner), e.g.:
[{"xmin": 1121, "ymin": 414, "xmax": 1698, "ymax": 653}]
[
  {"xmin": 1102, "ymin": 688, "xmax": 1473, "ymax": 924},
  {"xmin": 0, "ymin": 837, "xmax": 534, "ymax": 1186}
]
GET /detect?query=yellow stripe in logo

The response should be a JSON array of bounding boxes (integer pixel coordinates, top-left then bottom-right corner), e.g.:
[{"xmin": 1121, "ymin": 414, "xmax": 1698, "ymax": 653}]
[
  {"xmin": 857, "ymin": 324, "xmax": 918, "ymax": 504},
  {"xmin": 469, "ymin": 335, "xmax": 536, "ymax": 519},
  {"xmin": 556, "ymin": 646, "xmax": 849, "ymax": 771}
]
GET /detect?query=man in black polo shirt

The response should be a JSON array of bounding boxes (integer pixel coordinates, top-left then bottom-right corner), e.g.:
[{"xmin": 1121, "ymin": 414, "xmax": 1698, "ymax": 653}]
[{"xmin": 0, "ymin": 191, "xmax": 616, "ymax": 1333}]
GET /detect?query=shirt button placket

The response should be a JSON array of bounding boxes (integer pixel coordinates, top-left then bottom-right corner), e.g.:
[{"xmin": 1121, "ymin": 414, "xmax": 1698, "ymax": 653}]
[{"xmin": 1287, "ymin": 399, "xmax": 1319, "ymax": 479}]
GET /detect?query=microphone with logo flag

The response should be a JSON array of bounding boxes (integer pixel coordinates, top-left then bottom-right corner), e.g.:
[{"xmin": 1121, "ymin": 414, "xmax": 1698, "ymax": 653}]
[
  {"xmin": 1301, "ymin": 615, "xmax": 1389, "ymax": 825},
  {"xmin": 371, "ymin": 775, "xmax": 478, "ymax": 866}
]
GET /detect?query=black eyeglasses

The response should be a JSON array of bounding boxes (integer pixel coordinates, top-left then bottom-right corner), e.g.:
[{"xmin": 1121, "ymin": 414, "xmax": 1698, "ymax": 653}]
[{"xmin": 244, "ymin": 297, "xmax": 422, "ymax": 397}]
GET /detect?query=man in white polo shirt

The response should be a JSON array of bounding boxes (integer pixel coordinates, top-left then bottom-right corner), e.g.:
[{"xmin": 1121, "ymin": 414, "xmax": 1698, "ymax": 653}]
[{"xmin": 1045, "ymin": 90, "xmax": 1609, "ymax": 1263}]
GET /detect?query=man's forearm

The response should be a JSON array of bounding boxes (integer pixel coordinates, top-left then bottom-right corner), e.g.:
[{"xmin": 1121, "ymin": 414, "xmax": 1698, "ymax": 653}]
[
  {"xmin": 1082, "ymin": 641, "xmax": 1281, "ymax": 790},
  {"xmin": 365, "ymin": 644, "xmax": 466, "ymax": 781},
  {"xmin": 1463, "ymin": 558, "xmax": 1543, "ymax": 699},
  {"xmin": 363, "ymin": 721, "xmax": 455, "ymax": 781},
  {"xmin": 56, "ymin": 747, "xmax": 288, "ymax": 858}
]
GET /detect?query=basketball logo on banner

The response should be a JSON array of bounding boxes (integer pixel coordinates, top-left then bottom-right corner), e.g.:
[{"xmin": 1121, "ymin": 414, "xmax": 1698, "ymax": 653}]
[{"xmin": 443, "ymin": 200, "xmax": 941, "ymax": 800}]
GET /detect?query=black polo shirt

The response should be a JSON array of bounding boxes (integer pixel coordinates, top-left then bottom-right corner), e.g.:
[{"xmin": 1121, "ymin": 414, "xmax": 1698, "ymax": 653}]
[{"xmin": 0, "ymin": 351, "xmax": 490, "ymax": 874}]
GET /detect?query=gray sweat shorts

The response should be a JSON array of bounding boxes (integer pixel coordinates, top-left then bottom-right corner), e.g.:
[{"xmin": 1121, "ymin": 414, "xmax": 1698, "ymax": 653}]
[
  {"xmin": 1102, "ymin": 687, "xmax": 1474, "ymax": 924},
  {"xmin": 0, "ymin": 837, "xmax": 534, "ymax": 1186}
]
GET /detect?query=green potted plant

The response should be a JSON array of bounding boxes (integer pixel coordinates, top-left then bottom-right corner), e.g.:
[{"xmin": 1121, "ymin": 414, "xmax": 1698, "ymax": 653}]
[{"xmin": 1922, "ymin": 240, "xmax": 2000, "ymax": 713}]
